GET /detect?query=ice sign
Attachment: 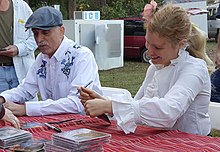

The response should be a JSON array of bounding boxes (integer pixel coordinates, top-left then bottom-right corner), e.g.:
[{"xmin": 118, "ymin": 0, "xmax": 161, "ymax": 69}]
[{"xmin": 83, "ymin": 11, "xmax": 100, "ymax": 20}]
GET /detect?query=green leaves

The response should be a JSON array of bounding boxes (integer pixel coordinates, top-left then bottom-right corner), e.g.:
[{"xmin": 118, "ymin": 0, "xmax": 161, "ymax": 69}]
[
  {"xmin": 28, "ymin": 0, "xmax": 163, "ymax": 20},
  {"xmin": 101, "ymin": 0, "xmax": 145, "ymax": 19}
]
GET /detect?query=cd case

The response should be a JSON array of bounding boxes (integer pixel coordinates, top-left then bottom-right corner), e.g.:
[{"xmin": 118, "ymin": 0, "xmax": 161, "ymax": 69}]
[
  {"xmin": 8, "ymin": 139, "xmax": 49, "ymax": 152},
  {"xmin": 0, "ymin": 126, "xmax": 33, "ymax": 148},
  {"xmin": 21, "ymin": 122, "xmax": 44, "ymax": 129},
  {"xmin": 52, "ymin": 128, "xmax": 111, "ymax": 144},
  {"xmin": 52, "ymin": 128, "xmax": 111, "ymax": 150}
]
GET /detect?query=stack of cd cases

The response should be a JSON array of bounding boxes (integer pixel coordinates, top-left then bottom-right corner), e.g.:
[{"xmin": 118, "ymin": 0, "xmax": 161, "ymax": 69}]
[
  {"xmin": 45, "ymin": 128, "xmax": 111, "ymax": 152},
  {"xmin": 0, "ymin": 126, "xmax": 32, "ymax": 148}
]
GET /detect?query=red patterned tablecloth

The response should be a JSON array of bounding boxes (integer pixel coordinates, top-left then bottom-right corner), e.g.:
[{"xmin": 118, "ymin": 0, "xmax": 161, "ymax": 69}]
[{"xmin": 1, "ymin": 113, "xmax": 220, "ymax": 152}]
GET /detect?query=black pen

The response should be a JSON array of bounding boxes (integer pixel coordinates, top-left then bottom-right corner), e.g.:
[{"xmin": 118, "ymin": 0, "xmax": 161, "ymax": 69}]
[
  {"xmin": 44, "ymin": 123, "xmax": 62, "ymax": 132},
  {"xmin": 76, "ymin": 80, "xmax": 93, "ymax": 95}
]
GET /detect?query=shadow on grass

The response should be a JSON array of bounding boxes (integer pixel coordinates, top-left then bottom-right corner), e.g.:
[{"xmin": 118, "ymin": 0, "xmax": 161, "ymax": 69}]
[{"xmin": 211, "ymin": 129, "xmax": 220, "ymax": 137}]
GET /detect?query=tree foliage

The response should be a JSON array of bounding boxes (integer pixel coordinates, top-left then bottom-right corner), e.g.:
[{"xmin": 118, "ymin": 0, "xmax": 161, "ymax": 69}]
[
  {"xmin": 27, "ymin": 0, "xmax": 163, "ymax": 20},
  {"xmin": 101, "ymin": 0, "xmax": 147, "ymax": 19}
]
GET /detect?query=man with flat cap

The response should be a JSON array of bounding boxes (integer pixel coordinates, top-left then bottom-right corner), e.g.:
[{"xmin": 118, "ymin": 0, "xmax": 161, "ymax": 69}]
[{"xmin": 0, "ymin": 6, "xmax": 102, "ymax": 116}]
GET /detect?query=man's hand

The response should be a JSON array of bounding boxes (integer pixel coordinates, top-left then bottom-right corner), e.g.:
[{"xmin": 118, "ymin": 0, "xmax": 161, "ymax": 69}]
[
  {"xmin": 2, "ymin": 108, "xmax": 20, "ymax": 128},
  {"xmin": 0, "ymin": 45, "xmax": 18, "ymax": 57},
  {"xmin": 3, "ymin": 102, "xmax": 26, "ymax": 116}
]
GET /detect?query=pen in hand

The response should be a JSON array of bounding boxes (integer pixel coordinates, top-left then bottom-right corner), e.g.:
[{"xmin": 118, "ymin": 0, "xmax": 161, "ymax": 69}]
[
  {"xmin": 76, "ymin": 80, "xmax": 93, "ymax": 95},
  {"xmin": 44, "ymin": 123, "xmax": 62, "ymax": 133}
]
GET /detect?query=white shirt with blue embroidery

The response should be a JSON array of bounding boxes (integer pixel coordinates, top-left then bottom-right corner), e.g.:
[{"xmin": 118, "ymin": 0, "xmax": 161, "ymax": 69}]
[{"xmin": 1, "ymin": 36, "xmax": 102, "ymax": 116}]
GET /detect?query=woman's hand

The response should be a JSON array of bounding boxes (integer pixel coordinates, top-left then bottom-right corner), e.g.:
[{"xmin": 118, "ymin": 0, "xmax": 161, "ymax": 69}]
[
  {"xmin": 79, "ymin": 87, "xmax": 105, "ymax": 105},
  {"xmin": 84, "ymin": 99, "xmax": 112, "ymax": 117},
  {"xmin": 2, "ymin": 108, "xmax": 20, "ymax": 128}
]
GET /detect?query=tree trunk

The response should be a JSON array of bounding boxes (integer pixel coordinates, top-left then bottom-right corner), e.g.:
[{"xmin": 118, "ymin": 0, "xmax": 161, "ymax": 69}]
[
  {"xmin": 101, "ymin": 0, "xmax": 107, "ymax": 6},
  {"xmin": 67, "ymin": 0, "xmax": 74, "ymax": 19}
]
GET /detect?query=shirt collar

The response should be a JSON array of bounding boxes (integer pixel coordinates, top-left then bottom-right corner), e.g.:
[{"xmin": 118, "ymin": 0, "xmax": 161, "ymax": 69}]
[
  {"xmin": 41, "ymin": 36, "xmax": 73, "ymax": 62},
  {"xmin": 170, "ymin": 47, "xmax": 187, "ymax": 65},
  {"xmin": 151, "ymin": 47, "xmax": 188, "ymax": 70},
  {"xmin": 54, "ymin": 36, "xmax": 71, "ymax": 62}
]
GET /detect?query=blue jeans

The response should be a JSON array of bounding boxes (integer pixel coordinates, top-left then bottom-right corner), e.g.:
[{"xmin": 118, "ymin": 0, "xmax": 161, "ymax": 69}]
[{"xmin": 0, "ymin": 66, "xmax": 19, "ymax": 93}]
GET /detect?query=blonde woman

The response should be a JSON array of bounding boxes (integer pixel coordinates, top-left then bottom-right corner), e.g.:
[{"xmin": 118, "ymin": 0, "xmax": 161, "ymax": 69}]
[{"xmin": 79, "ymin": 4, "xmax": 211, "ymax": 136}]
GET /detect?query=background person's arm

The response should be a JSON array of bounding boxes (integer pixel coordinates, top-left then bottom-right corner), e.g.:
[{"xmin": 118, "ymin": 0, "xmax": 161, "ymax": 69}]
[
  {"xmin": 0, "ymin": 102, "xmax": 20, "ymax": 128},
  {"xmin": 216, "ymin": 33, "xmax": 220, "ymax": 68},
  {"xmin": 0, "ymin": 102, "xmax": 5, "ymax": 119}
]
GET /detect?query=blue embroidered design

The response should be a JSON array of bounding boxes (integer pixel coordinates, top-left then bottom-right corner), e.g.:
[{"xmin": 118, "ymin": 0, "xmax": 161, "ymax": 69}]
[
  {"xmin": 73, "ymin": 44, "xmax": 81, "ymax": 49},
  {"xmin": 37, "ymin": 60, "xmax": 47, "ymax": 78},
  {"xmin": 61, "ymin": 49, "xmax": 75, "ymax": 78},
  {"xmin": 61, "ymin": 44, "xmax": 81, "ymax": 78}
]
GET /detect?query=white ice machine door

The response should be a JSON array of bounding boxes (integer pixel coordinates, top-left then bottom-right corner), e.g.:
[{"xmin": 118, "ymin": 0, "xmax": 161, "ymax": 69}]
[
  {"xmin": 79, "ymin": 24, "xmax": 96, "ymax": 54},
  {"xmin": 95, "ymin": 24, "xmax": 122, "ymax": 59}
]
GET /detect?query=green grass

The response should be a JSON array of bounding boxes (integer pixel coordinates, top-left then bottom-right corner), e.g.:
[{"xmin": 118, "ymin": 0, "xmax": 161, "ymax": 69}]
[
  {"xmin": 99, "ymin": 40, "xmax": 220, "ymax": 137},
  {"xmin": 99, "ymin": 60, "xmax": 149, "ymax": 96},
  {"xmin": 211, "ymin": 129, "xmax": 220, "ymax": 137},
  {"xmin": 206, "ymin": 39, "xmax": 218, "ymax": 62}
]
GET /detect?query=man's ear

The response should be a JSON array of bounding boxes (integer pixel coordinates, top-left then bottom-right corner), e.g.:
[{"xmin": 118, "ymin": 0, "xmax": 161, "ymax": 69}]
[{"xmin": 59, "ymin": 25, "xmax": 65, "ymax": 36}]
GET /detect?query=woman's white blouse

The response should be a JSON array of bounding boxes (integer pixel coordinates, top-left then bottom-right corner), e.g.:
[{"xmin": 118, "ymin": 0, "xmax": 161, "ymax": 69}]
[{"xmin": 112, "ymin": 50, "xmax": 211, "ymax": 135}]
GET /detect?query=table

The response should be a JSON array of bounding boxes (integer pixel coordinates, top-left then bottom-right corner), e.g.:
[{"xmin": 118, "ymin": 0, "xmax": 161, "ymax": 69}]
[{"xmin": 1, "ymin": 113, "xmax": 220, "ymax": 152}]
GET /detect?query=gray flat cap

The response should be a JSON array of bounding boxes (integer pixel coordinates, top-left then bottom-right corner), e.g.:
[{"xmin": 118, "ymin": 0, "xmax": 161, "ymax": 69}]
[{"xmin": 25, "ymin": 6, "xmax": 63, "ymax": 30}]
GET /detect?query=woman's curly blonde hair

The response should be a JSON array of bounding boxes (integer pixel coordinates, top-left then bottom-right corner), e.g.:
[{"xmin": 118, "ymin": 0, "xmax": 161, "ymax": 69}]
[
  {"xmin": 187, "ymin": 24, "xmax": 214, "ymax": 74},
  {"xmin": 144, "ymin": 3, "xmax": 214, "ymax": 74}
]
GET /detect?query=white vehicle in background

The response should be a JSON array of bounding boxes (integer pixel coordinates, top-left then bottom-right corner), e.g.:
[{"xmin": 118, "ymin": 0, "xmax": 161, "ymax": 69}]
[
  {"xmin": 207, "ymin": 3, "xmax": 220, "ymax": 42},
  {"xmin": 164, "ymin": 0, "xmax": 208, "ymax": 40}
]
